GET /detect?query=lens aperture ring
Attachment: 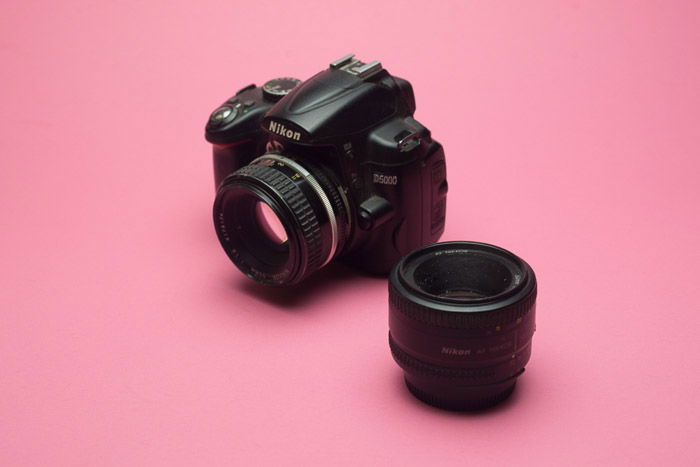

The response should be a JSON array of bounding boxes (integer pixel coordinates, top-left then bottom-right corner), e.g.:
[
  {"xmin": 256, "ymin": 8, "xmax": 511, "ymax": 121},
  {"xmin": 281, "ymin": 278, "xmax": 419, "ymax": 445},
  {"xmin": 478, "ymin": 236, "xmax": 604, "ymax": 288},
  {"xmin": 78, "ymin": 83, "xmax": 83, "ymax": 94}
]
[
  {"xmin": 296, "ymin": 161, "xmax": 350, "ymax": 260},
  {"xmin": 232, "ymin": 163, "xmax": 324, "ymax": 275}
]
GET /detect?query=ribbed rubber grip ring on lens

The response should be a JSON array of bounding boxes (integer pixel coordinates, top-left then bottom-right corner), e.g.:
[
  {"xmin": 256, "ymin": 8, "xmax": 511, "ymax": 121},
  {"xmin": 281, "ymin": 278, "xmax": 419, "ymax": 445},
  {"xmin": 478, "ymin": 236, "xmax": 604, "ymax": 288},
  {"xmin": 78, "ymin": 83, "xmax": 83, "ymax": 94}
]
[
  {"xmin": 389, "ymin": 284, "xmax": 537, "ymax": 329},
  {"xmin": 232, "ymin": 163, "xmax": 323, "ymax": 273}
]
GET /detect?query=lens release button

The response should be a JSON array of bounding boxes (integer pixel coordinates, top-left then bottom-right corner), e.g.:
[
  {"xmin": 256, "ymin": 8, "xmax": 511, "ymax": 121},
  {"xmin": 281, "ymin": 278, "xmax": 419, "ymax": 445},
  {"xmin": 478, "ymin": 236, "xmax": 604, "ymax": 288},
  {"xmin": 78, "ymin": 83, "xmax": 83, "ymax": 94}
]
[{"xmin": 359, "ymin": 196, "xmax": 393, "ymax": 230}]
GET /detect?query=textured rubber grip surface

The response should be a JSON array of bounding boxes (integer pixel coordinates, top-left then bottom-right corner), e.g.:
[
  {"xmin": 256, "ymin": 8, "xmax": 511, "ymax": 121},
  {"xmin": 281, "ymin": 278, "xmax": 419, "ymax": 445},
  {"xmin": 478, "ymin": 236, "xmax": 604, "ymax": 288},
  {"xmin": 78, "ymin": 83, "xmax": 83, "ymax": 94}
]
[
  {"xmin": 233, "ymin": 163, "xmax": 324, "ymax": 275},
  {"xmin": 389, "ymin": 283, "xmax": 537, "ymax": 329}
]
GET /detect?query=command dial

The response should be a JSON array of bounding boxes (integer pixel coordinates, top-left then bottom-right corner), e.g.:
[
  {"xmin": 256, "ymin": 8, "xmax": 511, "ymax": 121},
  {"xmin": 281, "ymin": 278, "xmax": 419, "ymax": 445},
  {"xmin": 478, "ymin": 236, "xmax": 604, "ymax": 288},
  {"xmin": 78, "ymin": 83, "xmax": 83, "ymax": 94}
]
[{"xmin": 262, "ymin": 77, "xmax": 301, "ymax": 102}]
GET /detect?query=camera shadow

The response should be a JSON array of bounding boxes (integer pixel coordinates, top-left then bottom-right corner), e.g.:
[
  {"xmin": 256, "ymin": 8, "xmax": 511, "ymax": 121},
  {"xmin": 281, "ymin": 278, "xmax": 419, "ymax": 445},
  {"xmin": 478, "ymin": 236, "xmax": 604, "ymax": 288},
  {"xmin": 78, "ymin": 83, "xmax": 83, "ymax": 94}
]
[{"xmin": 233, "ymin": 261, "xmax": 386, "ymax": 310}]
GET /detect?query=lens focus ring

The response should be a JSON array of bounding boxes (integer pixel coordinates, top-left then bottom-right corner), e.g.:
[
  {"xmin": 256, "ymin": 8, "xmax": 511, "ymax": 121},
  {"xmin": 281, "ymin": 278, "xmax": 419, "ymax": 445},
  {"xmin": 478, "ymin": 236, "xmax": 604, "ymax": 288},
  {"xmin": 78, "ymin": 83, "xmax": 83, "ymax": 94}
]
[
  {"xmin": 389, "ymin": 284, "xmax": 536, "ymax": 329},
  {"xmin": 214, "ymin": 152, "xmax": 349, "ymax": 286},
  {"xmin": 224, "ymin": 163, "xmax": 323, "ymax": 280}
]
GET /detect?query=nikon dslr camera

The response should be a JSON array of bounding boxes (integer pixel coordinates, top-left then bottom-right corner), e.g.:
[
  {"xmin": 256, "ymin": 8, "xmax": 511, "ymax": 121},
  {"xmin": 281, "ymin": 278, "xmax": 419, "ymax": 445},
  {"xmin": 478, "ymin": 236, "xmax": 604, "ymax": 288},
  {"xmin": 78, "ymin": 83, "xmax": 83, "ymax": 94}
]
[{"xmin": 206, "ymin": 54, "xmax": 448, "ymax": 286}]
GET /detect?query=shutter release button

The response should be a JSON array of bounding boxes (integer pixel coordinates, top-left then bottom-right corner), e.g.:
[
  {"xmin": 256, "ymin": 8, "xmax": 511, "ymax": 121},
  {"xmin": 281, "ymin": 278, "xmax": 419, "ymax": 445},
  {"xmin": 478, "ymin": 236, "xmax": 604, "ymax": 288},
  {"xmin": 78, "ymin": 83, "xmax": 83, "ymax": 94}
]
[{"xmin": 209, "ymin": 105, "xmax": 237, "ymax": 127}]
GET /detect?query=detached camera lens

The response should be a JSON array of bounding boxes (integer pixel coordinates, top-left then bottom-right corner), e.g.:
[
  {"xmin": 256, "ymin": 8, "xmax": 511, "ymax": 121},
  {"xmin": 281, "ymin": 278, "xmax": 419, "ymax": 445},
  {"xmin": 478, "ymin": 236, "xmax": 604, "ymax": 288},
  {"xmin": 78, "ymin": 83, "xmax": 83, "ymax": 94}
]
[
  {"xmin": 389, "ymin": 241, "xmax": 537, "ymax": 411},
  {"xmin": 213, "ymin": 153, "xmax": 349, "ymax": 286}
]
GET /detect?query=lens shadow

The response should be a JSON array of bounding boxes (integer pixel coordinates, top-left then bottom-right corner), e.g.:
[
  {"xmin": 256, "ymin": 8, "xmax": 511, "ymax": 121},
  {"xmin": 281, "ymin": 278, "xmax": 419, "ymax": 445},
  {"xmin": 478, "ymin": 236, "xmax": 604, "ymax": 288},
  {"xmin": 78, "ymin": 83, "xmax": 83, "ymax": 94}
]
[{"xmin": 233, "ymin": 261, "xmax": 385, "ymax": 310}]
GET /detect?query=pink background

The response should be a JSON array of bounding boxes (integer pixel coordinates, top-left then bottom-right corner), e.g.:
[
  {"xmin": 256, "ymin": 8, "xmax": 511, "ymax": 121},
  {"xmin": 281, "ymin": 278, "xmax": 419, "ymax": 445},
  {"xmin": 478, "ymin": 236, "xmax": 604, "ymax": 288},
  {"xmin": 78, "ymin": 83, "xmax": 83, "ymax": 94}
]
[{"xmin": 2, "ymin": 1, "xmax": 699, "ymax": 465}]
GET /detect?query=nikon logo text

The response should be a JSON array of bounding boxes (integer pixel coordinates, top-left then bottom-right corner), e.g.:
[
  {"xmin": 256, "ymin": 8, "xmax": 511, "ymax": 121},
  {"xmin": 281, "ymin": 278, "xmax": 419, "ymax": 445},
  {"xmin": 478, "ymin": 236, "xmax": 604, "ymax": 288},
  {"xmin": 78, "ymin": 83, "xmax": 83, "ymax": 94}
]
[
  {"xmin": 441, "ymin": 347, "xmax": 471, "ymax": 356},
  {"xmin": 268, "ymin": 121, "xmax": 301, "ymax": 141}
]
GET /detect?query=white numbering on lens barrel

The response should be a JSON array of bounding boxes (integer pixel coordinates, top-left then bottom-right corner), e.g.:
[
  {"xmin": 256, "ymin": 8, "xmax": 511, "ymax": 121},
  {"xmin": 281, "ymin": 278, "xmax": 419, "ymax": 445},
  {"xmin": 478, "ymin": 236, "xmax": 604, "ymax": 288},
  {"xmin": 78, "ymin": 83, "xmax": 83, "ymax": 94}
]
[{"xmin": 251, "ymin": 154, "xmax": 340, "ymax": 266}]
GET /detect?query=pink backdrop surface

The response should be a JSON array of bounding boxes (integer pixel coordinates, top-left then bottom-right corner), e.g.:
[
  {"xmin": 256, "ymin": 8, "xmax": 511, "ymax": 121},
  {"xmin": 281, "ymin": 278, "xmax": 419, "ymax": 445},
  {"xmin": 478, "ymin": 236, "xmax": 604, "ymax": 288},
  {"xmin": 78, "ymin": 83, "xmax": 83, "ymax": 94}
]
[{"xmin": 2, "ymin": 1, "xmax": 699, "ymax": 465}]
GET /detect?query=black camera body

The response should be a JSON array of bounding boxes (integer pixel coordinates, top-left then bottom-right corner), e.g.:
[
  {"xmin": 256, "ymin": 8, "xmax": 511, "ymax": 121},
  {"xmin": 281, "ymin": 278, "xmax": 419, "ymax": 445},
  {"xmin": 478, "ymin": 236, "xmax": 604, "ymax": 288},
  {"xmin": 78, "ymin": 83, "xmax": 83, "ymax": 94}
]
[{"xmin": 206, "ymin": 54, "xmax": 447, "ymax": 285}]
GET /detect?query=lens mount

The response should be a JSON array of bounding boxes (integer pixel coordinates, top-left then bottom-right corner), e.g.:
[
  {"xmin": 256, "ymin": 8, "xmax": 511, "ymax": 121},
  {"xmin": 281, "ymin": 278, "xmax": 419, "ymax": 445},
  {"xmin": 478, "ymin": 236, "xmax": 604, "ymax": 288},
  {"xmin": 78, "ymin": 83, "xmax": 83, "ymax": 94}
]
[
  {"xmin": 389, "ymin": 241, "xmax": 537, "ymax": 411},
  {"xmin": 213, "ymin": 153, "xmax": 349, "ymax": 286}
]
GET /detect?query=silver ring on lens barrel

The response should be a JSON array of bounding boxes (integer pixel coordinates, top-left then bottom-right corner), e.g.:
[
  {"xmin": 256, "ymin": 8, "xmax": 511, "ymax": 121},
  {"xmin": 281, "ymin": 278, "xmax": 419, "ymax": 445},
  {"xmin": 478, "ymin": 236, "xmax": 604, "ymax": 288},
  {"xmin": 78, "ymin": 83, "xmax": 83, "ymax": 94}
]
[{"xmin": 251, "ymin": 154, "xmax": 339, "ymax": 267}]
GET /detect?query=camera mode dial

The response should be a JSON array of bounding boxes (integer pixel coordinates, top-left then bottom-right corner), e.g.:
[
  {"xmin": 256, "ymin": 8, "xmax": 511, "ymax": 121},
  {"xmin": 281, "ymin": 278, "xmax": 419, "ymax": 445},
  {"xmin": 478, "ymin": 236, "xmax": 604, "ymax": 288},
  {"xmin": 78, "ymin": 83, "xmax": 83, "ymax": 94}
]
[{"xmin": 262, "ymin": 77, "xmax": 301, "ymax": 102}]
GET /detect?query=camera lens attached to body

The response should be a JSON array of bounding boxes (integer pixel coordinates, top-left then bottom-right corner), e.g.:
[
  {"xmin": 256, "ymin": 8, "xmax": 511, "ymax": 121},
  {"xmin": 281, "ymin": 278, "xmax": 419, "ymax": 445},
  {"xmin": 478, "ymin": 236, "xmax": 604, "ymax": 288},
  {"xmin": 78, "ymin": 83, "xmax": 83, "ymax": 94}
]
[
  {"xmin": 207, "ymin": 56, "xmax": 449, "ymax": 282},
  {"xmin": 388, "ymin": 241, "xmax": 537, "ymax": 411},
  {"xmin": 213, "ymin": 153, "xmax": 350, "ymax": 286}
]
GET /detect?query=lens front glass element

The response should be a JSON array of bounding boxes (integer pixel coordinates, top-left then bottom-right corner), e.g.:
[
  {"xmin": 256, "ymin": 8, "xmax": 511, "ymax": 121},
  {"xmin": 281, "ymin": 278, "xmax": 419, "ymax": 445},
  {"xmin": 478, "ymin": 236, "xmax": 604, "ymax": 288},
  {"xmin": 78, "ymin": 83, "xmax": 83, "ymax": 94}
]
[
  {"xmin": 219, "ymin": 188, "xmax": 290, "ymax": 274},
  {"xmin": 255, "ymin": 201, "xmax": 288, "ymax": 245}
]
